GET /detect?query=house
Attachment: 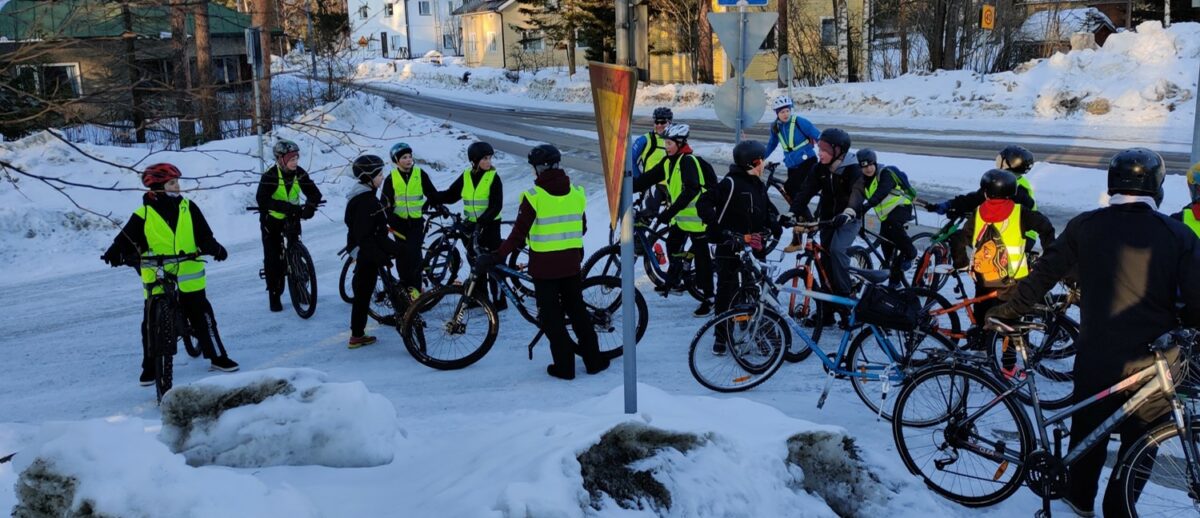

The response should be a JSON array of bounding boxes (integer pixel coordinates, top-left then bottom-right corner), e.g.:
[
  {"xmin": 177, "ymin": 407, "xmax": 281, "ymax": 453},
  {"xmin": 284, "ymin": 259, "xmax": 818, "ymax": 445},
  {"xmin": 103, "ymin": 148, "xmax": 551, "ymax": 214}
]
[
  {"xmin": 349, "ymin": 0, "xmax": 465, "ymax": 58},
  {"xmin": 0, "ymin": 0, "xmax": 255, "ymax": 121},
  {"xmin": 452, "ymin": 0, "xmax": 587, "ymax": 70},
  {"xmin": 1014, "ymin": 6, "xmax": 1117, "ymax": 60}
]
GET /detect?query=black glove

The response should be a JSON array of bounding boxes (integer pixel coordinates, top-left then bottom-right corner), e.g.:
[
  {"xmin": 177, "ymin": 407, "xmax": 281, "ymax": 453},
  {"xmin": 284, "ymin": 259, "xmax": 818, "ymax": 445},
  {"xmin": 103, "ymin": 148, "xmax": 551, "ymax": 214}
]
[
  {"xmin": 474, "ymin": 252, "xmax": 497, "ymax": 272},
  {"xmin": 436, "ymin": 205, "xmax": 451, "ymax": 218},
  {"xmin": 101, "ymin": 250, "xmax": 127, "ymax": 268},
  {"xmin": 832, "ymin": 212, "xmax": 854, "ymax": 228},
  {"xmin": 301, "ymin": 204, "xmax": 317, "ymax": 220},
  {"xmin": 212, "ymin": 245, "xmax": 228, "ymax": 262}
]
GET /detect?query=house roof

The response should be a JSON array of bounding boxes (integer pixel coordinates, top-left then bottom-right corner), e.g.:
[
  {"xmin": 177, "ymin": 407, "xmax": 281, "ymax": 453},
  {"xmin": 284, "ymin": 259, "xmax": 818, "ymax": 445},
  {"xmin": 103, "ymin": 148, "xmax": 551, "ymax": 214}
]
[
  {"xmin": 1016, "ymin": 7, "xmax": 1116, "ymax": 42},
  {"xmin": 451, "ymin": 0, "xmax": 514, "ymax": 16},
  {"xmin": 0, "ymin": 0, "xmax": 254, "ymax": 41}
]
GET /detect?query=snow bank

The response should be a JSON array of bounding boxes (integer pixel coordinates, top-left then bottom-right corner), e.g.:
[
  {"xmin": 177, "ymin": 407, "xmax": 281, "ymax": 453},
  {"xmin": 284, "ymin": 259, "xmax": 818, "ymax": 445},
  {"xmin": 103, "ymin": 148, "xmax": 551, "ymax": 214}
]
[
  {"xmin": 159, "ymin": 368, "xmax": 399, "ymax": 468},
  {"xmin": 11, "ymin": 420, "xmax": 317, "ymax": 518}
]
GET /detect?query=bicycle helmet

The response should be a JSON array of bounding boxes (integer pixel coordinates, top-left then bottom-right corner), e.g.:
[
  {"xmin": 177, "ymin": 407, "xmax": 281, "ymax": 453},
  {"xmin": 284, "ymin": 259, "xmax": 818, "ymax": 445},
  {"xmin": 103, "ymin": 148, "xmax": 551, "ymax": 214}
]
[
  {"xmin": 352, "ymin": 154, "xmax": 385, "ymax": 183},
  {"xmin": 817, "ymin": 128, "xmax": 851, "ymax": 160},
  {"xmin": 390, "ymin": 142, "xmax": 413, "ymax": 162},
  {"xmin": 467, "ymin": 141, "xmax": 494, "ymax": 164},
  {"xmin": 996, "ymin": 145, "xmax": 1035, "ymax": 175},
  {"xmin": 652, "ymin": 107, "xmax": 674, "ymax": 122},
  {"xmin": 273, "ymin": 139, "xmax": 300, "ymax": 159},
  {"xmin": 1188, "ymin": 164, "xmax": 1200, "ymax": 202},
  {"xmin": 732, "ymin": 140, "xmax": 767, "ymax": 169},
  {"xmin": 1107, "ymin": 147, "xmax": 1165, "ymax": 199},
  {"xmin": 527, "ymin": 144, "xmax": 562, "ymax": 168},
  {"xmin": 980, "ymin": 169, "xmax": 1018, "ymax": 200},
  {"xmin": 856, "ymin": 148, "xmax": 877, "ymax": 168},
  {"xmin": 772, "ymin": 96, "xmax": 794, "ymax": 112},
  {"xmin": 142, "ymin": 163, "xmax": 182, "ymax": 187},
  {"xmin": 664, "ymin": 123, "xmax": 690, "ymax": 143}
]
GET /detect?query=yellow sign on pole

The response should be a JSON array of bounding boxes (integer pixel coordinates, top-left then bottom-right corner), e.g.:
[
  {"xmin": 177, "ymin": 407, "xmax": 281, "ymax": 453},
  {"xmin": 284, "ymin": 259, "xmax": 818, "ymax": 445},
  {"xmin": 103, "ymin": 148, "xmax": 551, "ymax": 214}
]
[
  {"xmin": 588, "ymin": 62, "xmax": 639, "ymax": 227},
  {"xmin": 981, "ymin": 5, "xmax": 996, "ymax": 30}
]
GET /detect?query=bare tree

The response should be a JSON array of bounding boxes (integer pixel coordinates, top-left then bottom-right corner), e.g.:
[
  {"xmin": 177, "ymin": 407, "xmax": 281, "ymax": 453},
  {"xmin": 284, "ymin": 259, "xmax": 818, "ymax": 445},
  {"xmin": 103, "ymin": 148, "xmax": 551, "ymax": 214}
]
[
  {"xmin": 194, "ymin": 1, "xmax": 221, "ymax": 143},
  {"xmin": 251, "ymin": 0, "xmax": 275, "ymax": 133},
  {"xmin": 697, "ymin": 0, "xmax": 714, "ymax": 84},
  {"xmin": 861, "ymin": 0, "xmax": 872, "ymax": 81},
  {"xmin": 169, "ymin": 0, "xmax": 197, "ymax": 147}
]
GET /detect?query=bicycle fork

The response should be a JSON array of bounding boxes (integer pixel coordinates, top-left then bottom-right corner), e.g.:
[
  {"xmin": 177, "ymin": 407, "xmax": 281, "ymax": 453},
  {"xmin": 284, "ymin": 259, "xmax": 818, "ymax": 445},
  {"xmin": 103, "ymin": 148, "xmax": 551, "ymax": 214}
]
[{"xmin": 1155, "ymin": 353, "xmax": 1200, "ymax": 499}]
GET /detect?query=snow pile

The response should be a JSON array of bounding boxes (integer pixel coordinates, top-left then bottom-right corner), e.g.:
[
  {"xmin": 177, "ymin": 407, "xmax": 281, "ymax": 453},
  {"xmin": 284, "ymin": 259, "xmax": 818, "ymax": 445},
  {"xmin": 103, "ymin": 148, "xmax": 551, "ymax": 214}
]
[
  {"xmin": 1015, "ymin": 7, "xmax": 1115, "ymax": 42},
  {"xmin": 11, "ymin": 420, "xmax": 317, "ymax": 518},
  {"xmin": 159, "ymin": 368, "xmax": 399, "ymax": 468}
]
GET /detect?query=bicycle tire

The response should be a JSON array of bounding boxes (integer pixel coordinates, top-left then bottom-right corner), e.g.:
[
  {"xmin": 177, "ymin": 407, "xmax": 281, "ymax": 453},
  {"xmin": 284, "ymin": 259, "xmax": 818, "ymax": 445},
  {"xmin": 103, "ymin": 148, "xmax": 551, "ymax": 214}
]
[
  {"xmin": 892, "ymin": 364, "xmax": 1034, "ymax": 507},
  {"xmin": 400, "ymin": 284, "xmax": 498, "ymax": 370},
  {"xmin": 773, "ymin": 266, "xmax": 820, "ymax": 363},
  {"xmin": 578, "ymin": 275, "xmax": 649, "ymax": 360},
  {"xmin": 582, "ymin": 244, "xmax": 622, "ymax": 279},
  {"xmin": 148, "ymin": 297, "xmax": 177, "ymax": 403},
  {"xmin": 422, "ymin": 236, "xmax": 462, "ymax": 290},
  {"xmin": 367, "ymin": 269, "xmax": 400, "ymax": 326},
  {"xmin": 287, "ymin": 243, "xmax": 318, "ymax": 319},
  {"xmin": 912, "ymin": 243, "xmax": 952, "ymax": 291},
  {"xmin": 182, "ymin": 327, "xmax": 201, "ymax": 358},
  {"xmin": 339, "ymin": 256, "xmax": 354, "ymax": 304},
  {"xmin": 847, "ymin": 326, "xmax": 957, "ymax": 422},
  {"xmin": 688, "ymin": 306, "xmax": 791, "ymax": 393},
  {"xmin": 847, "ymin": 245, "xmax": 875, "ymax": 270},
  {"xmin": 505, "ymin": 248, "xmax": 536, "ymax": 297},
  {"xmin": 985, "ymin": 315, "xmax": 1077, "ymax": 410},
  {"xmin": 1115, "ymin": 418, "xmax": 1200, "ymax": 517},
  {"xmin": 903, "ymin": 287, "xmax": 963, "ymax": 342}
]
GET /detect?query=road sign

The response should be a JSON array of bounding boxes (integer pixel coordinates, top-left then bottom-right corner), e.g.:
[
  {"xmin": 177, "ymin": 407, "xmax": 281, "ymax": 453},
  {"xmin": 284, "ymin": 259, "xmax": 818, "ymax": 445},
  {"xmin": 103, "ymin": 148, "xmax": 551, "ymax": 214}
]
[
  {"xmin": 708, "ymin": 12, "xmax": 778, "ymax": 75},
  {"xmin": 981, "ymin": 5, "xmax": 995, "ymax": 31},
  {"xmin": 588, "ymin": 62, "xmax": 639, "ymax": 228},
  {"xmin": 714, "ymin": 80, "xmax": 766, "ymax": 132},
  {"xmin": 717, "ymin": 0, "xmax": 768, "ymax": 5},
  {"xmin": 778, "ymin": 54, "xmax": 793, "ymax": 85}
]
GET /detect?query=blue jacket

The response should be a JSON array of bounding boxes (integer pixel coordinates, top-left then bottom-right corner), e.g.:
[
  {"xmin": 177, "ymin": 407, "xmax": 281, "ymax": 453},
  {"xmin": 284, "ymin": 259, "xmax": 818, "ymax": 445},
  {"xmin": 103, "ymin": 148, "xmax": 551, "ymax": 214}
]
[{"xmin": 764, "ymin": 115, "xmax": 820, "ymax": 169}]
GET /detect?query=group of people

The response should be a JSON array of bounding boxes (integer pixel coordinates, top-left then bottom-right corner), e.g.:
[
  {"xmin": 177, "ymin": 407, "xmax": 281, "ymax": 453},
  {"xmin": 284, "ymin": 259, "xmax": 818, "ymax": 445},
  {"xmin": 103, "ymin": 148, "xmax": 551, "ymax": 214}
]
[{"xmin": 97, "ymin": 97, "xmax": 1200, "ymax": 517}]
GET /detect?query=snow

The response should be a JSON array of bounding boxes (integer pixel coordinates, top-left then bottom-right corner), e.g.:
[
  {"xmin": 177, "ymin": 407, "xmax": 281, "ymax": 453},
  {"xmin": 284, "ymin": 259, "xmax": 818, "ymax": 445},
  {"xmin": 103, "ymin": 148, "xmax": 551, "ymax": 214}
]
[
  {"xmin": 1015, "ymin": 7, "xmax": 1115, "ymax": 42},
  {"xmin": 158, "ymin": 368, "xmax": 399, "ymax": 468}
]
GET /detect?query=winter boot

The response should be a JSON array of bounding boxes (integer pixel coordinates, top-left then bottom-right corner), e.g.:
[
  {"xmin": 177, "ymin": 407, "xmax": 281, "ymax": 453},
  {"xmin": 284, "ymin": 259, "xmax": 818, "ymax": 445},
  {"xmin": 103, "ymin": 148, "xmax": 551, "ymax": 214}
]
[
  {"xmin": 348, "ymin": 335, "xmax": 377, "ymax": 349},
  {"xmin": 269, "ymin": 292, "xmax": 284, "ymax": 312},
  {"xmin": 209, "ymin": 356, "xmax": 240, "ymax": 372},
  {"xmin": 139, "ymin": 366, "xmax": 154, "ymax": 386}
]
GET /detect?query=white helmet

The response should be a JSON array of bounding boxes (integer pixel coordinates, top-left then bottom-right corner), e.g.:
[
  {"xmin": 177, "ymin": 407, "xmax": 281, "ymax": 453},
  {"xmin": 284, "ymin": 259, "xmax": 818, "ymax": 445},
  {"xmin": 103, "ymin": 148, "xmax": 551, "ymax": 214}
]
[
  {"xmin": 664, "ymin": 123, "xmax": 690, "ymax": 142},
  {"xmin": 772, "ymin": 96, "xmax": 794, "ymax": 112}
]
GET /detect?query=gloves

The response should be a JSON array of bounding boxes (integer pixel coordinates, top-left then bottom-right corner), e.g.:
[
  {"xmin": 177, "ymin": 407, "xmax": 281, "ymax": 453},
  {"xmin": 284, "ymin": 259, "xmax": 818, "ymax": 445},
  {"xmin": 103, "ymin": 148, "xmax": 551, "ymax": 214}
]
[
  {"xmin": 832, "ymin": 211, "xmax": 854, "ymax": 228},
  {"xmin": 474, "ymin": 252, "xmax": 497, "ymax": 273},
  {"xmin": 743, "ymin": 233, "xmax": 764, "ymax": 251},
  {"xmin": 985, "ymin": 303, "xmax": 1022, "ymax": 322},
  {"xmin": 212, "ymin": 245, "xmax": 228, "ymax": 262},
  {"xmin": 929, "ymin": 201, "xmax": 951, "ymax": 215},
  {"xmin": 301, "ymin": 204, "xmax": 317, "ymax": 220},
  {"xmin": 436, "ymin": 205, "xmax": 451, "ymax": 218},
  {"xmin": 101, "ymin": 250, "xmax": 128, "ymax": 268}
]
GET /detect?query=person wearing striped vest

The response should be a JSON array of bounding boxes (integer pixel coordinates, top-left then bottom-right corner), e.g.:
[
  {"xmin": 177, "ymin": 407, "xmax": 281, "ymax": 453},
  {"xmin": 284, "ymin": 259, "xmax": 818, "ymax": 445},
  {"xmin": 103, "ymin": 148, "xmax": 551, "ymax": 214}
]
[
  {"xmin": 858, "ymin": 148, "xmax": 917, "ymax": 287},
  {"xmin": 102, "ymin": 163, "xmax": 239, "ymax": 386},
  {"xmin": 485, "ymin": 144, "xmax": 607, "ymax": 379},
  {"xmin": 949, "ymin": 169, "xmax": 1055, "ymax": 323},
  {"xmin": 1169, "ymin": 162, "xmax": 1200, "ymax": 237},
  {"xmin": 439, "ymin": 141, "xmax": 506, "ymax": 310},
  {"xmin": 381, "ymin": 142, "xmax": 445, "ymax": 296},
  {"xmin": 255, "ymin": 139, "xmax": 323, "ymax": 312},
  {"xmin": 630, "ymin": 107, "xmax": 674, "ymax": 217},
  {"xmin": 632, "ymin": 123, "xmax": 718, "ymax": 317}
]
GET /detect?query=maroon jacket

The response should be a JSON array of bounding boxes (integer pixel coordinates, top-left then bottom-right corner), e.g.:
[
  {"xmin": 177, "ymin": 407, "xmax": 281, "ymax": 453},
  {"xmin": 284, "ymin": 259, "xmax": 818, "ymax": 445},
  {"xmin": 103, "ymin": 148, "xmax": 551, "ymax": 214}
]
[{"xmin": 497, "ymin": 168, "xmax": 587, "ymax": 280}]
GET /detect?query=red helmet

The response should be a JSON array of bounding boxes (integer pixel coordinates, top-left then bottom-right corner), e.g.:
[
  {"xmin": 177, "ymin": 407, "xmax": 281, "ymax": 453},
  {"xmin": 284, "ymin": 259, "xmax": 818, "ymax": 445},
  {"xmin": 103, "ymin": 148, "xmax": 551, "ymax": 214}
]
[{"xmin": 142, "ymin": 163, "xmax": 182, "ymax": 187}]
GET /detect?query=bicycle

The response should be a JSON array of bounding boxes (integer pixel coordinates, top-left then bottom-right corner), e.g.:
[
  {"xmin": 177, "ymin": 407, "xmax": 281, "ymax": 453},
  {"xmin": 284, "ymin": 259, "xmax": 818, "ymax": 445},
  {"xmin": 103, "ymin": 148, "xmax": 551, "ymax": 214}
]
[
  {"xmin": 892, "ymin": 318, "xmax": 1200, "ymax": 517},
  {"xmin": 845, "ymin": 223, "xmax": 933, "ymax": 289},
  {"xmin": 908, "ymin": 203, "xmax": 966, "ymax": 291},
  {"xmin": 583, "ymin": 210, "xmax": 709, "ymax": 302},
  {"xmin": 248, "ymin": 203, "xmax": 322, "ymax": 319},
  {"xmin": 137, "ymin": 252, "xmax": 204, "ymax": 403},
  {"xmin": 339, "ymin": 207, "xmax": 463, "ymax": 304},
  {"xmin": 399, "ymin": 233, "xmax": 650, "ymax": 370},
  {"xmin": 688, "ymin": 232, "xmax": 956, "ymax": 422}
]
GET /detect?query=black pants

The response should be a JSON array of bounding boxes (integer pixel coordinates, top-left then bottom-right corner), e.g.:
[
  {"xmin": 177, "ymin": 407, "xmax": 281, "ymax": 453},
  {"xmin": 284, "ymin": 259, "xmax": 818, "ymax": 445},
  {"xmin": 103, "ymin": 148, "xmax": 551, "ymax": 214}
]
[
  {"xmin": 534, "ymin": 275, "xmax": 603, "ymax": 375},
  {"xmin": 879, "ymin": 216, "xmax": 916, "ymax": 284},
  {"xmin": 350, "ymin": 260, "xmax": 381, "ymax": 337},
  {"xmin": 467, "ymin": 221, "xmax": 505, "ymax": 307},
  {"xmin": 259, "ymin": 217, "xmax": 293, "ymax": 296},
  {"xmin": 392, "ymin": 218, "xmax": 424, "ymax": 290},
  {"xmin": 665, "ymin": 225, "xmax": 712, "ymax": 299},
  {"xmin": 141, "ymin": 289, "xmax": 228, "ymax": 369}
]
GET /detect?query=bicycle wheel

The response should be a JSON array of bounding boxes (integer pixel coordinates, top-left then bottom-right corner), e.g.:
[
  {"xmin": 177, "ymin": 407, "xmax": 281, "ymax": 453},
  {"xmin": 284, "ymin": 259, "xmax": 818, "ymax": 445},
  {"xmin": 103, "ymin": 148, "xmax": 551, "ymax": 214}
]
[
  {"xmin": 904, "ymin": 286, "xmax": 962, "ymax": 344},
  {"xmin": 578, "ymin": 275, "xmax": 649, "ymax": 360},
  {"xmin": 182, "ymin": 323, "xmax": 201, "ymax": 358},
  {"xmin": 401, "ymin": 284, "xmax": 499, "ymax": 370},
  {"xmin": 909, "ymin": 232, "xmax": 934, "ymax": 258},
  {"xmin": 847, "ymin": 245, "xmax": 875, "ymax": 270},
  {"xmin": 422, "ymin": 236, "xmax": 461, "ymax": 290},
  {"xmin": 339, "ymin": 256, "xmax": 354, "ymax": 304},
  {"xmin": 773, "ymin": 266, "xmax": 820, "ymax": 362},
  {"xmin": 985, "ymin": 315, "xmax": 1076, "ymax": 410},
  {"xmin": 892, "ymin": 364, "xmax": 1033, "ymax": 507},
  {"xmin": 582, "ymin": 244, "xmax": 621, "ymax": 279},
  {"xmin": 505, "ymin": 248, "xmax": 536, "ymax": 297},
  {"xmin": 912, "ymin": 243, "xmax": 952, "ymax": 291},
  {"xmin": 286, "ymin": 243, "xmax": 318, "ymax": 319},
  {"xmin": 148, "ymin": 298, "xmax": 177, "ymax": 403},
  {"xmin": 847, "ymin": 326, "xmax": 956, "ymax": 422},
  {"xmin": 1116, "ymin": 418, "xmax": 1200, "ymax": 517},
  {"xmin": 688, "ymin": 306, "xmax": 791, "ymax": 393},
  {"xmin": 367, "ymin": 268, "xmax": 400, "ymax": 326}
]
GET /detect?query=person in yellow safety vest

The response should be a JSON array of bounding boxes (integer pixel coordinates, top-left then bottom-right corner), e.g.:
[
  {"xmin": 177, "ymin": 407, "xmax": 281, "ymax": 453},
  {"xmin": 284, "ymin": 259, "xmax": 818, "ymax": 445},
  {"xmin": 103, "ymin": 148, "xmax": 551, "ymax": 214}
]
[
  {"xmin": 381, "ymin": 142, "xmax": 446, "ymax": 297},
  {"xmin": 929, "ymin": 144, "xmax": 1039, "ymax": 248},
  {"xmin": 632, "ymin": 123, "xmax": 718, "ymax": 317},
  {"xmin": 255, "ymin": 139, "xmax": 323, "ymax": 312},
  {"xmin": 438, "ymin": 141, "xmax": 507, "ymax": 310},
  {"xmin": 631, "ymin": 107, "xmax": 674, "ymax": 215},
  {"xmin": 480, "ymin": 144, "xmax": 609, "ymax": 380},
  {"xmin": 949, "ymin": 169, "xmax": 1055, "ymax": 327},
  {"xmin": 101, "ymin": 163, "xmax": 240, "ymax": 387},
  {"xmin": 1169, "ymin": 162, "xmax": 1200, "ymax": 237},
  {"xmin": 857, "ymin": 148, "xmax": 917, "ymax": 287}
]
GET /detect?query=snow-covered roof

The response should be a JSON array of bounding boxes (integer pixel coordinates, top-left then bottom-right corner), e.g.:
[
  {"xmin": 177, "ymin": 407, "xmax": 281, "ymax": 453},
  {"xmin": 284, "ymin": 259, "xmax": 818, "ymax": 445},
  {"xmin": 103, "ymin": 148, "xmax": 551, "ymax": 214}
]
[{"xmin": 1016, "ymin": 7, "xmax": 1116, "ymax": 42}]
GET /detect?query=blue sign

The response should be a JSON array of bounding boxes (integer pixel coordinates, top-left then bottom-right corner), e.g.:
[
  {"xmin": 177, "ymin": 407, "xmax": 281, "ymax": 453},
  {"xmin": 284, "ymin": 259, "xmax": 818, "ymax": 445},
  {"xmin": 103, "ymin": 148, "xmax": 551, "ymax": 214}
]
[{"xmin": 717, "ymin": 0, "xmax": 769, "ymax": 5}]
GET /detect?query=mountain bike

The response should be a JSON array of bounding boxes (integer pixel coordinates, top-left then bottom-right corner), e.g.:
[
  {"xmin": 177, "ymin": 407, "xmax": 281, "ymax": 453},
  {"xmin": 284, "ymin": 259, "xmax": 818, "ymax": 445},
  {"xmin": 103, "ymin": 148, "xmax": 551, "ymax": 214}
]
[
  {"xmin": 583, "ymin": 211, "xmax": 708, "ymax": 301},
  {"xmin": 248, "ymin": 203, "xmax": 322, "ymax": 319},
  {"xmin": 892, "ymin": 319, "xmax": 1200, "ymax": 516},
  {"xmin": 399, "ymin": 233, "xmax": 649, "ymax": 370},
  {"xmin": 138, "ymin": 252, "xmax": 204, "ymax": 403},
  {"xmin": 339, "ymin": 207, "xmax": 461, "ymax": 304}
]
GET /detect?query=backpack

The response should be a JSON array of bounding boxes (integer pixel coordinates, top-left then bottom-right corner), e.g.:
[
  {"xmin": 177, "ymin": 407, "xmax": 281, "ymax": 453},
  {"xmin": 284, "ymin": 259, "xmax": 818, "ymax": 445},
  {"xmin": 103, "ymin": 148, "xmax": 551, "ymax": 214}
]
[
  {"xmin": 972, "ymin": 225, "xmax": 1014, "ymax": 287},
  {"xmin": 881, "ymin": 165, "xmax": 917, "ymax": 200},
  {"xmin": 694, "ymin": 155, "xmax": 718, "ymax": 189}
]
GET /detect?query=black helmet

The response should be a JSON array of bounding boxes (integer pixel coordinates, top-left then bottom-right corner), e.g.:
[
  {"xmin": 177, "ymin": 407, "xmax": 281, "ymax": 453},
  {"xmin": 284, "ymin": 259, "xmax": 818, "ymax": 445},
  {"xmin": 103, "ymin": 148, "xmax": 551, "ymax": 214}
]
[
  {"xmin": 527, "ymin": 144, "xmax": 561, "ymax": 168},
  {"xmin": 856, "ymin": 148, "xmax": 877, "ymax": 168},
  {"xmin": 467, "ymin": 142, "xmax": 495, "ymax": 164},
  {"xmin": 732, "ymin": 140, "xmax": 767, "ymax": 169},
  {"xmin": 818, "ymin": 128, "xmax": 851, "ymax": 159},
  {"xmin": 996, "ymin": 145, "xmax": 1035, "ymax": 175},
  {"xmin": 352, "ymin": 154, "xmax": 385, "ymax": 183},
  {"xmin": 1107, "ymin": 147, "xmax": 1165, "ymax": 198},
  {"xmin": 980, "ymin": 169, "xmax": 1018, "ymax": 199},
  {"xmin": 652, "ymin": 107, "xmax": 674, "ymax": 122},
  {"xmin": 273, "ymin": 139, "xmax": 299, "ymax": 159}
]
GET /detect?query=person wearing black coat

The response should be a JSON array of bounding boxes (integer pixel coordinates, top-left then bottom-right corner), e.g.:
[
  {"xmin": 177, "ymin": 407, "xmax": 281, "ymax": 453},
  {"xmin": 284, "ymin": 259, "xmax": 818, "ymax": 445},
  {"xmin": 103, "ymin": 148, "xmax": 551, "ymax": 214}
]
[
  {"xmin": 857, "ymin": 149, "xmax": 916, "ymax": 286},
  {"xmin": 255, "ymin": 140, "xmax": 323, "ymax": 312},
  {"xmin": 988, "ymin": 148, "xmax": 1200, "ymax": 517},
  {"xmin": 439, "ymin": 142, "xmax": 507, "ymax": 310},
  {"xmin": 380, "ymin": 143, "xmax": 445, "ymax": 296},
  {"xmin": 344, "ymin": 155, "xmax": 404, "ymax": 349},
  {"xmin": 697, "ymin": 141, "xmax": 781, "ymax": 352},
  {"xmin": 789, "ymin": 129, "xmax": 864, "ymax": 298}
]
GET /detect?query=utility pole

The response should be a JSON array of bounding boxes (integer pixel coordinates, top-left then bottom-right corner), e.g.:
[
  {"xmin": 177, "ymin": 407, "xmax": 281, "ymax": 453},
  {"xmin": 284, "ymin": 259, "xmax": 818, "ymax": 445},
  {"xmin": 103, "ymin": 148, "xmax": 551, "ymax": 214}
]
[{"xmin": 615, "ymin": 0, "xmax": 638, "ymax": 414}]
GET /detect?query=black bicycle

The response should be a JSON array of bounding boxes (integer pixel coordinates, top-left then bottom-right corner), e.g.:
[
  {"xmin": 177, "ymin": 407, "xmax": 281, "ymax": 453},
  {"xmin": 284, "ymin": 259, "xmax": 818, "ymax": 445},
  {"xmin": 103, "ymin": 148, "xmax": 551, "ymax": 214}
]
[
  {"xmin": 248, "ymin": 203, "xmax": 321, "ymax": 319},
  {"xmin": 137, "ymin": 252, "xmax": 204, "ymax": 403}
]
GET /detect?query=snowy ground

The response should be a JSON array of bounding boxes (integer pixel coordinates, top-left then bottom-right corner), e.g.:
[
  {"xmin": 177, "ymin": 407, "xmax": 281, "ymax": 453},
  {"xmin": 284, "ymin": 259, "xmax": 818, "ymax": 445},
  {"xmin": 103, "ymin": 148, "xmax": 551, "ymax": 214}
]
[{"xmin": 0, "ymin": 94, "xmax": 1164, "ymax": 516}]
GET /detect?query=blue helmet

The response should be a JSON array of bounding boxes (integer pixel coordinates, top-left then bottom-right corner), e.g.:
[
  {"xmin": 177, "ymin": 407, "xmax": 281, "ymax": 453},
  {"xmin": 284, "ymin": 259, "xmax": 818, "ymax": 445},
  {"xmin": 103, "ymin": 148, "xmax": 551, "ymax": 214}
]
[{"xmin": 390, "ymin": 142, "xmax": 413, "ymax": 162}]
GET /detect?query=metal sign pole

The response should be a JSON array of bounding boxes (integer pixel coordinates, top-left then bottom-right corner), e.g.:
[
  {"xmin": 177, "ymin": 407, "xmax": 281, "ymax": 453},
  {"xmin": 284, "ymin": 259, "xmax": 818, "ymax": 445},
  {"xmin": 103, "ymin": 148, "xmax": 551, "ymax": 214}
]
[
  {"xmin": 735, "ymin": 3, "xmax": 748, "ymax": 144},
  {"xmin": 617, "ymin": 0, "xmax": 638, "ymax": 414}
]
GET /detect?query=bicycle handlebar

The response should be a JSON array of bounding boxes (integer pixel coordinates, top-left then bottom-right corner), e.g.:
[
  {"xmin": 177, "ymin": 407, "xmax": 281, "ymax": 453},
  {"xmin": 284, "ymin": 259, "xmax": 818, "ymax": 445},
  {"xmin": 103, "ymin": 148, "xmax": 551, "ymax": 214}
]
[{"xmin": 137, "ymin": 252, "xmax": 204, "ymax": 267}]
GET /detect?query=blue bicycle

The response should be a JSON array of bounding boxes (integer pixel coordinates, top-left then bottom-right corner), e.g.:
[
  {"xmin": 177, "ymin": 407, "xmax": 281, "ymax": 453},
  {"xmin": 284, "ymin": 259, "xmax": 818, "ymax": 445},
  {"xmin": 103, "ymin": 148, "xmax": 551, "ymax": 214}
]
[{"xmin": 688, "ymin": 228, "xmax": 956, "ymax": 422}]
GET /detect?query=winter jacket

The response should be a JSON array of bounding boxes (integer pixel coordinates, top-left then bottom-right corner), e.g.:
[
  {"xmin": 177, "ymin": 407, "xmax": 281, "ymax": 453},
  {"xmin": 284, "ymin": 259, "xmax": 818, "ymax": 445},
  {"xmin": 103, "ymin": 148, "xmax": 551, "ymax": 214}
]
[
  {"xmin": 863, "ymin": 168, "xmax": 913, "ymax": 224},
  {"xmin": 1001, "ymin": 202, "xmax": 1200, "ymax": 391},
  {"xmin": 440, "ymin": 166, "xmax": 504, "ymax": 225},
  {"xmin": 255, "ymin": 164, "xmax": 323, "ymax": 218},
  {"xmin": 697, "ymin": 164, "xmax": 781, "ymax": 240},
  {"xmin": 946, "ymin": 186, "xmax": 1034, "ymax": 216},
  {"xmin": 950, "ymin": 200, "xmax": 1055, "ymax": 269},
  {"xmin": 344, "ymin": 184, "xmax": 403, "ymax": 265},
  {"xmin": 789, "ymin": 160, "xmax": 866, "ymax": 221},
  {"xmin": 105, "ymin": 193, "xmax": 224, "ymax": 262},
  {"xmin": 496, "ymin": 168, "xmax": 588, "ymax": 280},
  {"xmin": 764, "ymin": 115, "xmax": 821, "ymax": 169},
  {"xmin": 633, "ymin": 146, "xmax": 717, "ymax": 225}
]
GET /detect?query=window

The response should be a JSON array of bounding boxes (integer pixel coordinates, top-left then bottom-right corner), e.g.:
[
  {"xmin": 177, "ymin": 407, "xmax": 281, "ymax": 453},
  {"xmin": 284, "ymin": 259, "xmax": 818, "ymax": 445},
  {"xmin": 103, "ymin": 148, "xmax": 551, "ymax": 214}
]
[
  {"xmin": 820, "ymin": 18, "xmax": 835, "ymax": 47},
  {"xmin": 392, "ymin": 35, "xmax": 406, "ymax": 50},
  {"xmin": 443, "ymin": 33, "xmax": 456, "ymax": 49},
  {"xmin": 575, "ymin": 28, "xmax": 588, "ymax": 49},
  {"xmin": 419, "ymin": 1, "xmax": 431, "ymax": 15},
  {"xmin": 359, "ymin": 5, "xmax": 369, "ymax": 19},
  {"xmin": 760, "ymin": 27, "xmax": 776, "ymax": 50},
  {"xmin": 16, "ymin": 63, "xmax": 82, "ymax": 99},
  {"xmin": 521, "ymin": 30, "xmax": 543, "ymax": 51},
  {"xmin": 486, "ymin": 31, "xmax": 497, "ymax": 51},
  {"xmin": 385, "ymin": 3, "xmax": 393, "ymax": 16}
]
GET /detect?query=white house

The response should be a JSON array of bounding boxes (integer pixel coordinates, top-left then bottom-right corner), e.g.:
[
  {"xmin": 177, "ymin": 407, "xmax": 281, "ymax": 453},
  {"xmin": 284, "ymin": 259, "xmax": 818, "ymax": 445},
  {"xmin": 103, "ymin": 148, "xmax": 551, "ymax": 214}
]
[{"xmin": 349, "ymin": 0, "xmax": 464, "ymax": 58}]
